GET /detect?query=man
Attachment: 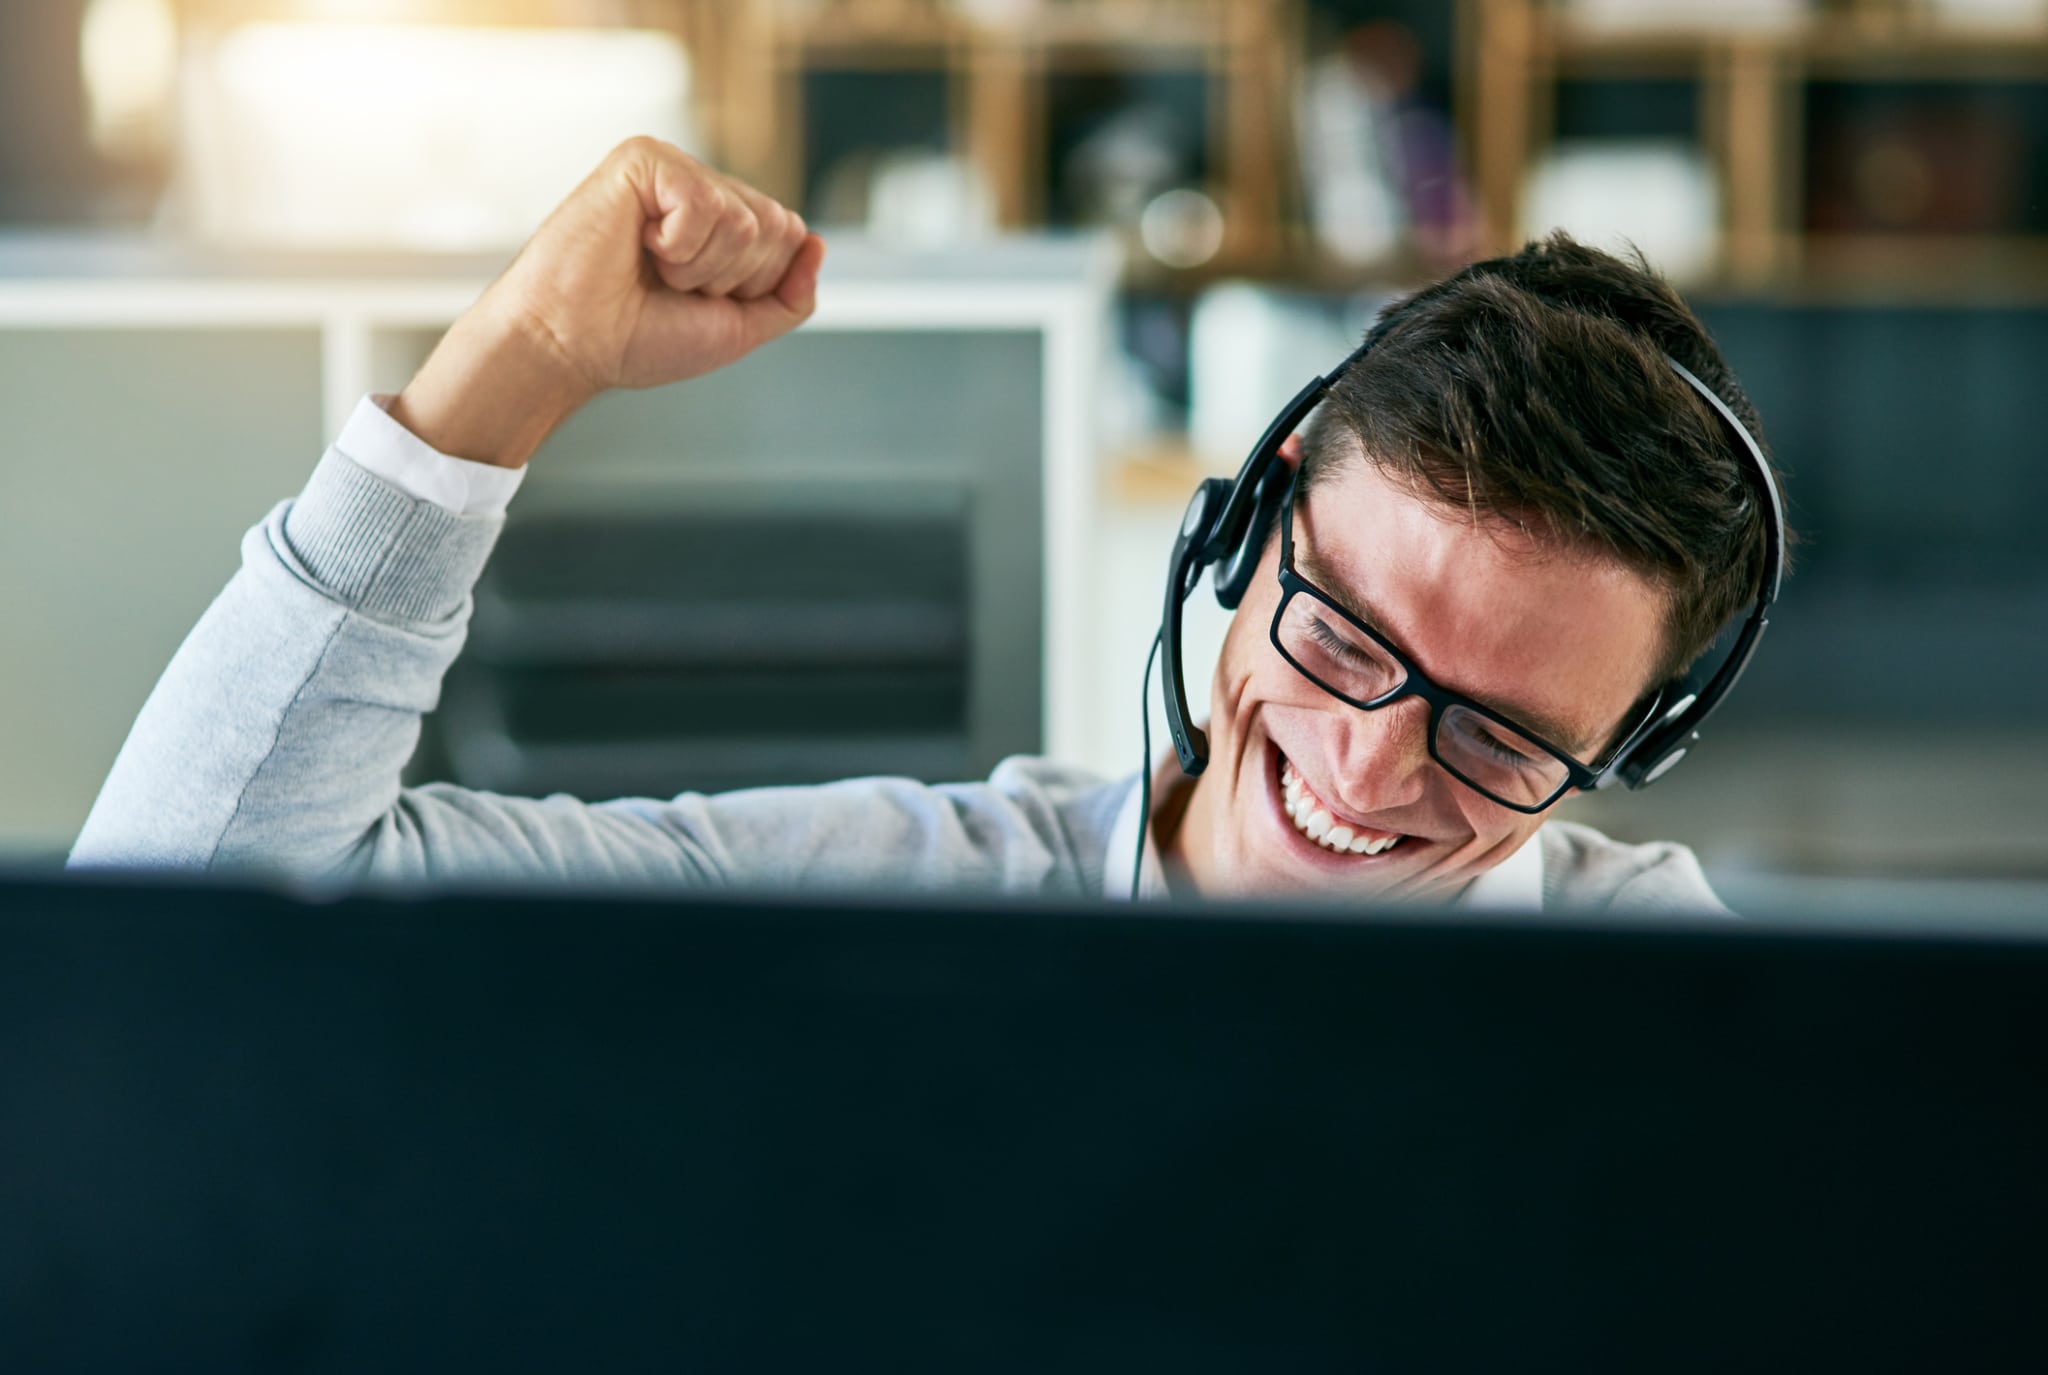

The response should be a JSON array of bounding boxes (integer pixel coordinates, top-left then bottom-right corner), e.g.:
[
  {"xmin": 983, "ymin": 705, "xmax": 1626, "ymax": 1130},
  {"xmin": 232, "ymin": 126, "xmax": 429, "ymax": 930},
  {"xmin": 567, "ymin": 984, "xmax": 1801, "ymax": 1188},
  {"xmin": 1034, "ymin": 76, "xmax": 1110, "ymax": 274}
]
[{"xmin": 71, "ymin": 139, "xmax": 1775, "ymax": 912}]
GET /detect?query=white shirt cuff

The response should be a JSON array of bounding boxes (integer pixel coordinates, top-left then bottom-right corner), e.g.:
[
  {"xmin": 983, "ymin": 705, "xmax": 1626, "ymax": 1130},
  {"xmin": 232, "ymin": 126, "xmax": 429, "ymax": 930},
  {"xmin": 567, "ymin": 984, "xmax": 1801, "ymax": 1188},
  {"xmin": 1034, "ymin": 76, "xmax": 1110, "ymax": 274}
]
[{"xmin": 333, "ymin": 394, "xmax": 528, "ymax": 518}]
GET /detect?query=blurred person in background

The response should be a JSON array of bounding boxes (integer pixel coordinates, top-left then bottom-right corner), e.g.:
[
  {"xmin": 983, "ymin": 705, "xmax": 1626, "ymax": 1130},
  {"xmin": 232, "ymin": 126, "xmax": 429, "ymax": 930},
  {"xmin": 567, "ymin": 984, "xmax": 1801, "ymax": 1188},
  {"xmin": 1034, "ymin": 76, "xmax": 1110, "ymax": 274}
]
[{"xmin": 70, "ymin": 138, "xmax": 1777, "ymax": 914}]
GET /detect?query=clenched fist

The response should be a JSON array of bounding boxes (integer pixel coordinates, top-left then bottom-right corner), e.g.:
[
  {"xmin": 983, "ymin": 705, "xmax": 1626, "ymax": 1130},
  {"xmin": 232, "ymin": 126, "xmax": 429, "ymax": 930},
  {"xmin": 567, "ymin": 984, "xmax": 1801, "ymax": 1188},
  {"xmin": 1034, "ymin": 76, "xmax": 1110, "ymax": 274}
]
[{"xmin": 391, "ymin": 138, "xmax": 826, "ymax": 469}]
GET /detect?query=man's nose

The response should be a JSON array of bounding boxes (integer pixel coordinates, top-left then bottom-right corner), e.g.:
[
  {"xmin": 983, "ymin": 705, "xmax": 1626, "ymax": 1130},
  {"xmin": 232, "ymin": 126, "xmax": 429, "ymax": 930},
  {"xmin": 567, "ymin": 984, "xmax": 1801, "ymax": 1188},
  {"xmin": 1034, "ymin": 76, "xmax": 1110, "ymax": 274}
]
[{"xmin": 1327, "ymin": 694, "xmax": 1433, "ymax": 814}]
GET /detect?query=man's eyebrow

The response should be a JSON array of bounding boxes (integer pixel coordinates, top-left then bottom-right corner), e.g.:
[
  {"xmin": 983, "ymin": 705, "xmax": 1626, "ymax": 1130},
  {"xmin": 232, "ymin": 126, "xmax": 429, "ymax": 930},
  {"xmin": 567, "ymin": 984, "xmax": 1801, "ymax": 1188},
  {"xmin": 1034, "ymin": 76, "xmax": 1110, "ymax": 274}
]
[{"xmin": 1293, "ymin": 543, "xmax": 1599, "ymax": 757}]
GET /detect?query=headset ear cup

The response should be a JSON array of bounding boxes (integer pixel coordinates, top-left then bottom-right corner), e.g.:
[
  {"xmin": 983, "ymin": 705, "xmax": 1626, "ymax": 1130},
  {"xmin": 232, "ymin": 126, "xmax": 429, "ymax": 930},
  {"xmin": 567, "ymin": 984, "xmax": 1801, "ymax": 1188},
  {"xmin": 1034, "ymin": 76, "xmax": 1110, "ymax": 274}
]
[{"xmin": 1212, "ymin": 459, "xmax": 1292, "ymax": 610}]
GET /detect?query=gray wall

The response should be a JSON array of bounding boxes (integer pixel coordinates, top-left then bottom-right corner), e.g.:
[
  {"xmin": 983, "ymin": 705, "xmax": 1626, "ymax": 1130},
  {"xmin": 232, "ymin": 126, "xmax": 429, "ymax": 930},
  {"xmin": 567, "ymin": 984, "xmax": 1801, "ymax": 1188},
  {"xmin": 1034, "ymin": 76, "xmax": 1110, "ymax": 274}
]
[{"xmin": 0, "ymin": 328, "xmax": 324, "ymax": 860}]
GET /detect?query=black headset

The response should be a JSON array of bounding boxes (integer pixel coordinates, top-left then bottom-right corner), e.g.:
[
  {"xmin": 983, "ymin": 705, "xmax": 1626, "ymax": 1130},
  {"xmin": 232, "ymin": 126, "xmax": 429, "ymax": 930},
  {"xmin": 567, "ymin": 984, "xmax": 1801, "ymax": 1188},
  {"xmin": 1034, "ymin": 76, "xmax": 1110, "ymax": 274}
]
[{"xmin": 1155, "ymin": 333, "xmax": 1785, "ymax": 800}]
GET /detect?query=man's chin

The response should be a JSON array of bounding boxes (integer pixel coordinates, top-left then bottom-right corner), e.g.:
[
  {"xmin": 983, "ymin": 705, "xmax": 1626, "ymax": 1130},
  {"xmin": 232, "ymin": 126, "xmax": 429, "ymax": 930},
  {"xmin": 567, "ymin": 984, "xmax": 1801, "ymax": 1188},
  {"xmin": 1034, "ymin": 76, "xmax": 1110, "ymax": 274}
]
[{"xmin": 1212, "ymin": 847, "xmax": 1413, "ymax": 905}]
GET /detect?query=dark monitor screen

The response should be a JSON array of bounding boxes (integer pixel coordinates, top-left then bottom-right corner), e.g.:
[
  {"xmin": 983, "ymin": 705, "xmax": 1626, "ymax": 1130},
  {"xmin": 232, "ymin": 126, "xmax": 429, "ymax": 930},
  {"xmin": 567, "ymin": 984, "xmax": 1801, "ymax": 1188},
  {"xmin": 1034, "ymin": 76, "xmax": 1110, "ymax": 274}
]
[{"xmin": 2, "ymin": 875, "xmax": 2044, "ymax": 1372}]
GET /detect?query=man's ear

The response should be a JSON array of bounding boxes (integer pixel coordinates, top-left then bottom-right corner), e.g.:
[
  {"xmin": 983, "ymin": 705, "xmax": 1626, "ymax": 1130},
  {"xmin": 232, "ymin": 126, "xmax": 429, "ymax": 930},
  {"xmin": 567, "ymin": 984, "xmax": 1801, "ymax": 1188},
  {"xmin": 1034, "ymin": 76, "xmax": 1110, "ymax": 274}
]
[{"xmin": 1277, "ymin": 431, "xmax": 1304, "ymax": 468}]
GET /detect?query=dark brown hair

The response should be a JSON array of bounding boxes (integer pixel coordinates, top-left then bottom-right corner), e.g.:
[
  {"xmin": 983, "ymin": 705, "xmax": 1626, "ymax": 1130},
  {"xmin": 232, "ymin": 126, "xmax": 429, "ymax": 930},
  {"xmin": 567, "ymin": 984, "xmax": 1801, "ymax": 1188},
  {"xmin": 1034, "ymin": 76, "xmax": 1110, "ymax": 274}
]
[{"xmin": 1299, "ymin": 232, "xmax": 1783, "ymax": 687}]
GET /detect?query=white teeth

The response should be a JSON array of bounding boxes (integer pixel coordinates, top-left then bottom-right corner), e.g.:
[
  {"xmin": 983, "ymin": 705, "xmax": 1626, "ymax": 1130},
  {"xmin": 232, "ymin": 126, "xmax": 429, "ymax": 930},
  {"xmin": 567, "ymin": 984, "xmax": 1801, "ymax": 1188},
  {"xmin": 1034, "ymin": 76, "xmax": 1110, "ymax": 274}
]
[{"xmin": 1277, "ymin": 756, "xmax": 1406, "ymax": 859}]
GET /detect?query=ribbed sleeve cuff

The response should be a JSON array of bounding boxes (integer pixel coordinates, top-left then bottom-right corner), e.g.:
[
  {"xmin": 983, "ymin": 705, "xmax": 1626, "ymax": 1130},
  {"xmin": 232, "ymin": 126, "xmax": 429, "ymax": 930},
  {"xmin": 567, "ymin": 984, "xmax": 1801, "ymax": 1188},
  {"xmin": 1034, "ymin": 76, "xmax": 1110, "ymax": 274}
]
[{"xmin": 281, "ymin": 450, "xmax": 506, "ymax": 624}]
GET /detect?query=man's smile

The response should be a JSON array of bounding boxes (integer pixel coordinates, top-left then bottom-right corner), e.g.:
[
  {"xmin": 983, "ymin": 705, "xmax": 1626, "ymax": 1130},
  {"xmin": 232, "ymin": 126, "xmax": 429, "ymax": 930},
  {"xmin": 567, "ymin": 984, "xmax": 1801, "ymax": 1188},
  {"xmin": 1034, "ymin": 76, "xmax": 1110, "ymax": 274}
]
[
  {"xmin": 1252, "ymin": 734, "xmax": 1436, "ymax": 881},
  {"xmin": 1279, "ymin": 754, "xmax": 1405, "ymax": 855}
]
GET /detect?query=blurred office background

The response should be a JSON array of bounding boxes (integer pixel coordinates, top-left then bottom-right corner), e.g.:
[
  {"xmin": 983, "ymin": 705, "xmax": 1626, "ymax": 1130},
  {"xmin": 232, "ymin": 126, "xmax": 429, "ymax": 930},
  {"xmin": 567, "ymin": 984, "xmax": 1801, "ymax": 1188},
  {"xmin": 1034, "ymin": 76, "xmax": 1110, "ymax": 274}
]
[{"xmin": 2, "ymin": 0, "xmax": 2045, "ymax": 913}]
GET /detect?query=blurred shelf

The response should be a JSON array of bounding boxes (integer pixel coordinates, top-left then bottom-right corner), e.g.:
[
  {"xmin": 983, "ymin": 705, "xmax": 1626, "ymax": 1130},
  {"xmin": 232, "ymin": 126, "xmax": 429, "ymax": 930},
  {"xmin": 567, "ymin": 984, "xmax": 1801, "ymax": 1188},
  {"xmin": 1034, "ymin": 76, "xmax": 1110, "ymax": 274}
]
[
  {"xmin": 770, "ymin": 38, "xmax": 963, "ymax": 67},
  {"xmin": 1775, "ymin": 233, "xmax": 2048, "ymax": 302},
  {"xmin": 1539, "ymin": 24, "xmax": 1786, "ymax": 73},
  {"xmin": 721, "ymin": 0, "xmax": 1300, "ymax": 260},
  {"xmin": 1118, "ymin": 235, "xmax": 2048, "ymax": 304},
  {"xmin": 470, "ymin": 597, "xmax": 968, "ymax": 667},
  {"xmin": 773, "ymin": 11, "xmax": 1243, "ymax": 55},
  {"xmin": 762, "ymin": 0, "xmax": 1266, "ymax": 47},
  {"xmin": 767, "ymin": 8, "xmax": 968, "ymax": 52},
  {"xmin": 1106, "ymin": 439, "xmax": 1217, "ymax": 507},
  {"xmin": 1469, "ymin": 0, "xmax": 2048, "ymax": 303},
  {"xmin": 1801, "ymin": 21, "xmax": 2048, "ymax": 77},
  {"xmin": 1627, "ymin": 235, "xmax": 2048, "ymax": 304},
  {"xmin": 1148, "ymin": 219, "xmax": 1491, "ymax": 288},
  {"xmin": 1538, "ymin": 10, "xmax": 2048, "ymax": 68},
  {"xmin": 175, "ymin": 0, "xmax": 693, "ymax": 27}
]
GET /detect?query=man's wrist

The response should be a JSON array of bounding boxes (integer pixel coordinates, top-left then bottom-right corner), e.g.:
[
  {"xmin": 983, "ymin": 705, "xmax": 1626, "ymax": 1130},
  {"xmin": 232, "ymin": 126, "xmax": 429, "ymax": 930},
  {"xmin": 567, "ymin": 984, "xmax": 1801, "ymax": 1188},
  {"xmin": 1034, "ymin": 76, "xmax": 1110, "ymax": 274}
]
[{"xmin": 389, "ymin": 303, "xmax": 597, "ymax": 470}]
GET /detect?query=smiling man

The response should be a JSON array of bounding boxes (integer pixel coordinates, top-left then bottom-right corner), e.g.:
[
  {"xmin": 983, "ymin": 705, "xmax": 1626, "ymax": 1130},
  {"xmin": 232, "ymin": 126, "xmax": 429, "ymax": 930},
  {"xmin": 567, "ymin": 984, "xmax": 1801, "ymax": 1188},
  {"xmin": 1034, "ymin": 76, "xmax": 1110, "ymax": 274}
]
[
  {"xmin": 1152, "ymin": 245, "xmax": 1778, "ymax": 912},
  {"xmin": 72, "ymin": 140, "xmax": 1775, "ymax": 914}
]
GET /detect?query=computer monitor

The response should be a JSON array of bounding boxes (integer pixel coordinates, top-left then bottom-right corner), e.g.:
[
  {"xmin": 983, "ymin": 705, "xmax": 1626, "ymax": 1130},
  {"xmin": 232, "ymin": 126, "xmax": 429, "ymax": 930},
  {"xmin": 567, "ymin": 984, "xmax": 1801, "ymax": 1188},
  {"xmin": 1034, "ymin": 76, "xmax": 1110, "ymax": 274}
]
[{"xmin": 2, "ymin": 873, "xmax": 2043, "ymax": 1371}]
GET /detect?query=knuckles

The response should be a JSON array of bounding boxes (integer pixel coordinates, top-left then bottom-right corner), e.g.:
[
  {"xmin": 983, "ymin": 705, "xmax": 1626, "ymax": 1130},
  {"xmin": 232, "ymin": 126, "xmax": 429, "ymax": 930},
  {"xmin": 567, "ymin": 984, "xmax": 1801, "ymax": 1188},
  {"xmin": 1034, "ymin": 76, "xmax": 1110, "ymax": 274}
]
[
  {"xmin": 610, "ymin": 133, "xmax": 681, "ymax": 166},
  {"xmin": 723, "ymin": 204, "xmax": 763, "ymax": 250},
  {"xmin": 597, "ymin": 136, "xmax": 804, "ymax": 276},
  {"xmin": 688, "ymin": 183, "xmax": 730, "ymax": 226}
]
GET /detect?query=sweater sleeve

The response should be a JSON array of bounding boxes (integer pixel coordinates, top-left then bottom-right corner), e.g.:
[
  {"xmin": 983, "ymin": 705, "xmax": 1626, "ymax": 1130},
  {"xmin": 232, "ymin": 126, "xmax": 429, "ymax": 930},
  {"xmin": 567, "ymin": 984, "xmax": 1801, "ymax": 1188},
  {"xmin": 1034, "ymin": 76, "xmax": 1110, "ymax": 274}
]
[
  {"xmin": 68, "ymin": 451, "xmax": 1102, "ymax": 892},
  {"xmin": 70, "ymin": 449, "xmax": 519, "ymax": 879}
]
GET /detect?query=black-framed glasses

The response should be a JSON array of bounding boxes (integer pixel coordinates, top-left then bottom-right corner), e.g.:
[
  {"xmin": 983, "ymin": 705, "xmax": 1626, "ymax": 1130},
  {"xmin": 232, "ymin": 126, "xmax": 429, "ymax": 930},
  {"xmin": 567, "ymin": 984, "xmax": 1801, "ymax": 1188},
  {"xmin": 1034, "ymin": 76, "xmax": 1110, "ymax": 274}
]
[{"xmin": 1271, "ymin": 469, "xmax": 1625, "ymax": 814}]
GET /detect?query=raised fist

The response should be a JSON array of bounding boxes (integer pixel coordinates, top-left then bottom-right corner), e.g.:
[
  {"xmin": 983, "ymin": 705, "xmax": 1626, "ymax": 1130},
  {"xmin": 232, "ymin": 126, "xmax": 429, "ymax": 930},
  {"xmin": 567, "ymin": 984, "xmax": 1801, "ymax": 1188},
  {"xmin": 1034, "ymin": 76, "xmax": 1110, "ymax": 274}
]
[{"xmin": 393, "ymin": 138, "xmax": 826, "ymax": 468}]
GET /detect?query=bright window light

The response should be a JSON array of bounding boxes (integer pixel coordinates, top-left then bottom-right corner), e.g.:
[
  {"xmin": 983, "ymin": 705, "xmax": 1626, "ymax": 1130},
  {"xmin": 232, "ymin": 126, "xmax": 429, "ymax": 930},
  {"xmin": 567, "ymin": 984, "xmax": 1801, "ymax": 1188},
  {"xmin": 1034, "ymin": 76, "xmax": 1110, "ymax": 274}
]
[
  {"xmin": 81, "ymin": 0, "xmax": 179, "ymax": 159},
  {"xmin": 177, "ymin": 23, "xmax": 697, "ymax": 251}
]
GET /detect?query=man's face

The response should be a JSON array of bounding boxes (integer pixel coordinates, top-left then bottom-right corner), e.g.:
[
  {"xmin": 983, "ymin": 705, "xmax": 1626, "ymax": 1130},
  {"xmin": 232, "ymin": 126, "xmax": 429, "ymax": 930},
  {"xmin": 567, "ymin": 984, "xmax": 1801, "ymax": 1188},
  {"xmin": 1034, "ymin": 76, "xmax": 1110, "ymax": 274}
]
[{"xmin": 1168, "ymin": 447, "xmax": 1669, "ymax": 903}]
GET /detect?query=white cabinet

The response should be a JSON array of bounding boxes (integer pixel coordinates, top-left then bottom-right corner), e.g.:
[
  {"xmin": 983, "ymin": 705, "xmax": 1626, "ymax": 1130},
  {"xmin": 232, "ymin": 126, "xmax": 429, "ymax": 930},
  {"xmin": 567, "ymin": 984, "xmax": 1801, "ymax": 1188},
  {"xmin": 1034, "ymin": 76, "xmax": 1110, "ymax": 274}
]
[{"xmin": 0, "ymin": 234, "xmax": 1116, "ymax": 859}]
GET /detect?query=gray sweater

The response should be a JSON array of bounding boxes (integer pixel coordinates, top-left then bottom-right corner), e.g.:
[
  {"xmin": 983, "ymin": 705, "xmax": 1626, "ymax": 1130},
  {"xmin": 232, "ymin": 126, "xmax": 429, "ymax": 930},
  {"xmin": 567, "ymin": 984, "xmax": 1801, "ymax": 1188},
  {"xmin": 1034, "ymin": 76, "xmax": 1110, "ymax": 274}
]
[{"xmin": 71, "ymin": 450, "xmax": 1729, "ymax": 913}]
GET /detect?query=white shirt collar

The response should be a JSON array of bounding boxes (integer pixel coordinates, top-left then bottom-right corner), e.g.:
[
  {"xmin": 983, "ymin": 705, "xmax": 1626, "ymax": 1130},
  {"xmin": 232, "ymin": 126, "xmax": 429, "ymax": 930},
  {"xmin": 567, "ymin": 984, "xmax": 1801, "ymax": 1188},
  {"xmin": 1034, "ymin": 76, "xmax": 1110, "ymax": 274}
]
[{"xmin": 1103, "ymin": 755, "xmax": 1545, "ymax": 911}]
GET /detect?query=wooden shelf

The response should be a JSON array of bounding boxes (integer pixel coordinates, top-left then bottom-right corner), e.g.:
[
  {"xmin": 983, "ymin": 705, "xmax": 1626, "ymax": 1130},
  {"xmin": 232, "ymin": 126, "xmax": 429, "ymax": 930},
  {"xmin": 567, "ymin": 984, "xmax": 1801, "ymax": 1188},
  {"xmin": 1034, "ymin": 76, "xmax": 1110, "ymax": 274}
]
[
  {"xmin": 769, "ymin": 9, "xmax": 967, "ymax": 49},
  {"xmin": 1541, "ymin": 15, "xmax": 2048, "ymax": 75},
  {"xmin": 175, "ymin": 0, "xmax": 691, "ymax": 24},
  {"xmin": 1107, "ymin": 439, "xmax": 1218, "ymax": 506},
  {"xmin": 1773, "ymin": 233, "xmax": 2048, "ymax": 302},
  {"xmin": 1467, "ymin": 0, "xmax": 2048, "ymax": 302},
  {"xmin": 772, "ymin": 23, "xmax": 1237, "ymax": 56},
  {"xmin": 1539, "ymin": 24, "xmax": 1782, "ymax": 69},
  {"xmin": 1110, "ymin": 234, "xmax": 2023, "ymax": 304},
  {"xmin": 1115, "ymin": 234, "xmax": 1445, "ymax": 295},
  {"xmin": 713, "ymin": 0, "xmax": 1300, "ymax": 265}
]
